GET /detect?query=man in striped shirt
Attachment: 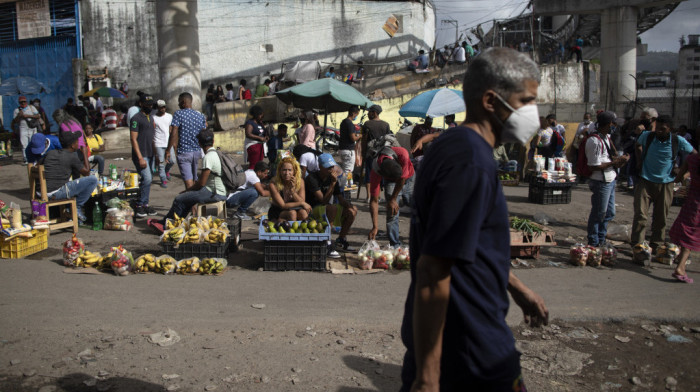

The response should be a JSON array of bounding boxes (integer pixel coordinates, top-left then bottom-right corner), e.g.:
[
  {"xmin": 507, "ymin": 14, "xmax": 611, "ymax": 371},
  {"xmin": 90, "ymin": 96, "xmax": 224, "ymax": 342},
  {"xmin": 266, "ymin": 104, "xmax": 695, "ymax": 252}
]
[{"xmin": 101, "ymin": 99, "xmax": 118, "ymax": 132}]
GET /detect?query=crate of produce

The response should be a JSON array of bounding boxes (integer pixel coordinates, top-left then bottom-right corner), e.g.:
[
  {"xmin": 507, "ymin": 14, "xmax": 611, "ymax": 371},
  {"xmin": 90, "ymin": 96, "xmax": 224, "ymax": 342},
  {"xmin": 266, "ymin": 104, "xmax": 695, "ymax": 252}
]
[
  {"xmin": 498, "ymin": 171, "xmax": 520, "ymax": 186},
  {"xmin": 228, "ymin": 216, "xmax": 242, "ymax": 252},
  {"xmin": 259, "ymin": 215, "xmax": 331, "ymax": 241},
  {"xmin": 0, "ymin": 229, "xmax": 49, "ymax": 259},
  {"xmin": 160, "ymin": 237, "xmax": 230, "ymax": 259},
  {"xmin": 264, "ymin": 240, "xmax": 327, "ymax": 271},
  {"xmin": 528, "ymin": 178, "xmax": 574, "ymax": 205},
  {"xmin": 511, "ymin": 245, "xmax": 540, "ymax": 259}
]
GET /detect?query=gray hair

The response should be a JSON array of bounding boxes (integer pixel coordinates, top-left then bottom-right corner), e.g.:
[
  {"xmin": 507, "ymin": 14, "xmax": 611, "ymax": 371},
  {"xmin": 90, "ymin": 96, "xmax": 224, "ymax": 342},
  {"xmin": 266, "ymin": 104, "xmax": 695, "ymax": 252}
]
[
  {"xmin": 463, "ymin": 47, "xmax": 540, "ymax": 105},
  {"xmin": 52, "ymin": 109, "xmax": 79, "ymax": 126},
  {"xmin": 642, "ymin": 107, "xmax": 658, "ymax": 118}
]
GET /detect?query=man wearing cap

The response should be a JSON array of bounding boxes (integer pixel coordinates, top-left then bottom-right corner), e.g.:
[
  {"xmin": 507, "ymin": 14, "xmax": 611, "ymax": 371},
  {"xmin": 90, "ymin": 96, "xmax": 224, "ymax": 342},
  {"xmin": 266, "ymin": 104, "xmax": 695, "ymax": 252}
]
[
  {"xmin": 368, "ymin": 145, "xmax": 414, "ymax": 253},
  {"xmin": 12, "ymin": 96, "xmax": 41, "ymax": 164},
  {"xmin": 360, "ymin": 104, "xmax": 391, "ymax": 201},
  {"xmin": 41, "ymin": 131, "xmax": 98, "ymax": 224},
  {"xmin": 585, "ymin": 111, "xmax": 629, "ymax": 247},
  {"xmin": 338, "ymin": 105, "xmax": 361, "ymax": 175},
  {"xmin": 305, "ymin": 153, "xmax": 358, "ymax": 253},
  {"xmin": 130, "ymin": 94, "xmax": 157, "ymax": 218},
  {"xmin": 25, "ymin": 133, "xmax": 62, "ymax": 164},
  {"xmin": 165, "ymin": 92, "xmax": 207, "ymax": 188},
  {"xmin": 153, "ymin": 100, "xmax": 174, "ymax": 188}
]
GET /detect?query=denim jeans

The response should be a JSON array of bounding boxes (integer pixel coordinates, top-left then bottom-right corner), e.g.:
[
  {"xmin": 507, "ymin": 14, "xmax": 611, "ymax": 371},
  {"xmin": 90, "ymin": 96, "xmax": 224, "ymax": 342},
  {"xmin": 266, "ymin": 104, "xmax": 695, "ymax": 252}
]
[
  {"xmin": 132, "ymin": 156, "xmax": 153, "ymax": 206},
  {"xmin": 89, "ymin": 155, "xmax": 105, "ymax": 175},
  {"xmin": 164, "ymin": 187, "xmax": 225, "ymax": 221},
  {"xmin": 50, "ymin": 176, "xmax": 98, "ymax": 208},
  {"xmin": 384, "ymin": 175, "xmax": 414, "ymax": 247},
  {"xmin": 587, "ymin": 179, "xmax": 616, "ymax": 246},
  {"xmin": 226, "ymin": 187, "xmax": 259, "ymax": 213},
  {"xmin": 20, "ymin": 128, "xmax": 37, "ymax": 162},
  {"xmin": 156, "ymin": 147, "xmax": 175, "ymax": 182}
]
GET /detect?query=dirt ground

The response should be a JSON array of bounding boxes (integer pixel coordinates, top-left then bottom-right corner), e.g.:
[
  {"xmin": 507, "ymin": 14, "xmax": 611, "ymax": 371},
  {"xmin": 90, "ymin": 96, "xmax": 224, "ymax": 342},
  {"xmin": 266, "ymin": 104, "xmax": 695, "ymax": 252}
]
[{"xmin": 0, "ymin": 149, "xmax": 699, "ymax": 392}]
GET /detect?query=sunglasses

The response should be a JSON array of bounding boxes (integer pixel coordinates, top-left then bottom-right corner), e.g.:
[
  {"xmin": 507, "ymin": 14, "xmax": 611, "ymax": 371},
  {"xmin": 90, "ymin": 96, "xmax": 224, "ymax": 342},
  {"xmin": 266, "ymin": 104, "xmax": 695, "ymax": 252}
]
[{"xmin": 19, "ymin": 101, "xmax": 27, "ymax": 104}]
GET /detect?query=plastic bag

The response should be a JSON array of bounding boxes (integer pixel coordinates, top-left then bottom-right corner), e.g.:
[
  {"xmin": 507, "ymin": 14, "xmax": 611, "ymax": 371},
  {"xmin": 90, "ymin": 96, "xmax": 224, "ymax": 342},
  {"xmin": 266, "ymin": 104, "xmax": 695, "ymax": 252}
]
[
  {"xmin": 155, "ymin": 255, "xmax": 177, "ymax": 275},
  {"xmin": 134, "ymin": 253, "xmax": 157, "ymax": 273},
  {"xmin": 108, "ymin": 246, "xmax": 134, "ymax": 276},
  {"xmin": 606, "ymin": 224, "xmax": 631, "ymax": 242},
  {"xmin": 601, "ymin": 244, "xmax": 617, "ymax": 267},
  {"xmin": 176, "ymin": 257, "xmax": 200, "ymax": 274},
  {"xmin": 633, "ymin": 242, "xmax": 652, "ymax": 266},
  {"xmin": 8, "ymin": 201, "xmax": 22, "ymax": 229},
  {"xmin": 200, "ymin": 258, "xmax": 228, "ymax": 275},
  {"xmin": 569, "ymin": 243, "xmax": 588, "ymax": 266},
  {"xmin": 357, "ymin": 240, "xmax": 380, "ymax": 270},
  {"xmin": 161, "ymin": 227, "xmax": 185, "ymax": 244},
  {"xmin": 655, "ymin": 243, "xmax": 680, "ymax": 265},
  {"xmin": 394, "ymin": 246, "xmax": 411, "ymax": 270},
  {"xmin": 585, "ymin": 245, "xmax": 602, "ymax": 267},
  {"xmin": 204, "ymin": 227, "xmax": 228, "ymax": 244},
  {"xmin": 182, "ymin": 226, "xmax": 204, "ymax": 244},
  {"xmin": 62, "ymin": 234, "xmax": 85, "ymax": 266},
  {"xmin": 104, "ymin": 208, "xmax": 134, "ymax": 231},
  {"xmin": 533, "ymin": 213, "xmax": 554, "ymax": 226},
  {"xmin": 105, "ymin": 197, "xmax": 130, "ymax": 210},
  {"xmin": 248, "ymin": 197, "xmax": 271, "ymax": 216},
  {"xmin": 73, "ymin": 251, "xmax": 101, "ymax": 268},
  {"xmin": 31, "ymin": 200, "xmax": 48, "ymax": 224}
]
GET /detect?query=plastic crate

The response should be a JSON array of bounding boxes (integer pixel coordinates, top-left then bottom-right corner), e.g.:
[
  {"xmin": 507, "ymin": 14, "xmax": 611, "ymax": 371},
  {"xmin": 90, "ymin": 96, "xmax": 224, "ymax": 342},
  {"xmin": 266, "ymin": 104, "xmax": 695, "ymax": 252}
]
[
  {"xmin": 228, "ymin": 216, "xmax": 242, "ymax": 252},
  {"xmin": 0, "ymin": 229, "xmax": 49, "ymax": 259},
  {"xmin": 160, "ymin": 237, "xmax": 230, "ymax": 259},
  {"xmin": 258, "ymin": 215, "xmax": 331, "ymax": 241},
  {"xmin": 528, "ymin": 178, "xmax": 574, "ymax": 205},
  {"xmin": 264, "ymin": 241, "xmax": 327, "ymax": 271}
]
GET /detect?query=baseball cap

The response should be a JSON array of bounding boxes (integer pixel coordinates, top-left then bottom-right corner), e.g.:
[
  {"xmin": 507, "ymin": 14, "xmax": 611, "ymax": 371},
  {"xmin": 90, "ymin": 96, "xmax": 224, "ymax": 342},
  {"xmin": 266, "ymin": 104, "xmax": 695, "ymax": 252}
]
[
  {"xmin": 29, "ymin": 133, "xmax": 48, "ymax": 155},
  {"xmin": 596, "ymin": 111, "xmax": 617, "ymax": 126},
  {"xmin": 318, "ymin": 153, "xmax": 337, "ymax": 169},
  {"xmin": 140, "ymin": 94, "xmax": 154, "ymax": 104},
  {"xmin": 59, "ymin": 131, "xmax": 80, "ymax": 147},
  {"xmin": 18, "ymin": 95, "xmax": 27, "ymax": 103},
  {"xmin": 157, "ymin": 99, "xmax": 166, "ymax": 107},
  {"xmin": 368, "ymin": 104, "xmax": 382, "ymax": 114}
]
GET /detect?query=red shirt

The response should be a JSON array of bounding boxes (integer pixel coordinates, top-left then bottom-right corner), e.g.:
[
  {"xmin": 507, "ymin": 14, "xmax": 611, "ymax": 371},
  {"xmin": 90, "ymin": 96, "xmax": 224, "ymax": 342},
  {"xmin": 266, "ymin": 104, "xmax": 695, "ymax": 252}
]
[
  {"xmin": 370, "ymin": 147, "xmax": 414, "ymax": 197},
  {"xmin": 103, "ymin": 108, "xmax": 118, "ymax": 130}
]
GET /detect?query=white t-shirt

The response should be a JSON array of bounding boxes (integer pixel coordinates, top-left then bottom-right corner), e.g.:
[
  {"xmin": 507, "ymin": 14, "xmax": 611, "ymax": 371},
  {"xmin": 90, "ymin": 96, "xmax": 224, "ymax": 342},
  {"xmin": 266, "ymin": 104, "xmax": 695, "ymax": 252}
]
[
  {"xmin": 299, "ymin": 152, "xmax": 319, "ymax": 176},
  {"xmin": 585, "ymin": 133, "xmax": 616, "ymax": 182},
  {"xmin": 13, "ymin": 105, "xmax": 39, "ymax": 132},
  {"xmin": 239, "ymin": 169, "xmax": 260, "ymax": 190},
  {"xmin": 573, "ymin": 121, "xmax": 593, "ymax": 148},
  {"xmin": 453, "ymin": 46, "xmax": 466, "ymax": 62},
  {"xmin": 153, "ymin": 112, "xmax": 173, "ymax": 148},
  {"xmin": 553, "ymin": 124, "xmax": 566, "ymax": 141}
]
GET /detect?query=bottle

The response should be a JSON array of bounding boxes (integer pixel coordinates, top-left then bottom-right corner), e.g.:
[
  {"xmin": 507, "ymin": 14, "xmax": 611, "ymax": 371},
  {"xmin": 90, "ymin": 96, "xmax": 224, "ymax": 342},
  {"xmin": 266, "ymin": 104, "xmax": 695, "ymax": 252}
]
[
  {"xmin": 347, "ymin": 172, "xmax": 353, "ymax": 186},
  {"xmin": 92, "ymin": 201, "xmax": 103, "ymax": 231}
]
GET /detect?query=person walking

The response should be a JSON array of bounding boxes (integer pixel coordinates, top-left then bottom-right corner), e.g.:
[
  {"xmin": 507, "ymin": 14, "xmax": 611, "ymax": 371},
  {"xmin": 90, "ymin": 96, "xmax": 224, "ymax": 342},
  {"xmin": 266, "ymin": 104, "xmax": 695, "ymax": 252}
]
[
  {"xmin": 338, "ymin": 105, "xmax": 361, "ymax": 176},
  {"xmin": 400, "ymin": 48, "xmax": 548, "ymax": 392},
  {"xmin": 12, "ymin": 96, "xmax": 40, "ymax": 164},
  {"xmin": 669, "ymin": 153, "xmax": 700, "ymax": 283},
  {"xmin": 153, "ymin": 100, "xmax": 174, "ymax": 188},
  {"xmin": 130, "ymin": 94, "xmax": 158, "ymax": 218},
  {"xmin": 165, "ymin": 92, "xmax": 207, "ymax": 189},
  {"xmin": 244, "ymin": 105, "xmax": 268, "ymax": 170}
]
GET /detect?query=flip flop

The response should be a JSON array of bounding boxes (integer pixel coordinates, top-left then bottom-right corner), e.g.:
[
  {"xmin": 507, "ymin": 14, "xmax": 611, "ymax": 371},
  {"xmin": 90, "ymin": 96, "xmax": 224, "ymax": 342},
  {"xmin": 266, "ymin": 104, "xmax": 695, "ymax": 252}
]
[
  {"xmin": 672, "ymin": 272, "xmax": 694, "ymax": 284},
  {"xmin": 147, "ymin": 218, "xmax": 164, "ymax": 234}
]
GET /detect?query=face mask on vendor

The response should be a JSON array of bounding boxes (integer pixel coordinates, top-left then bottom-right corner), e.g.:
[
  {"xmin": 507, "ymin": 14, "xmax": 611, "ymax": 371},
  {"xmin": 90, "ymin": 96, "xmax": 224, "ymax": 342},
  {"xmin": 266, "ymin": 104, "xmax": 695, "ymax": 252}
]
[{"xmin": 493, "ymin": 93, "xmax": 540, "ymax": 145}]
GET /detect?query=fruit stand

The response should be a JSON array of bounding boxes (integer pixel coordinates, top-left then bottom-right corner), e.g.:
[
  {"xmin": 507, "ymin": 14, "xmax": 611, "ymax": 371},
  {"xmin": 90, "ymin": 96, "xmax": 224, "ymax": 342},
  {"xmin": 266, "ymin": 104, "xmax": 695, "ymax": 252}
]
[{"xmin": 259, "ymin": 216, "xmax": 331, "ymax": 271}]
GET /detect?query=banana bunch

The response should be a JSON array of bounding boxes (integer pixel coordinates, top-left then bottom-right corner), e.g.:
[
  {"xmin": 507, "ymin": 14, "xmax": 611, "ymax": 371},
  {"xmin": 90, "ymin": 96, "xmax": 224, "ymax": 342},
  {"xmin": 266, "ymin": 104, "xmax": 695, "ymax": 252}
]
[
  {"xmin": 73, "ymin": 251, "xmax": 100, "ymax": 268},
  {"xmin": 134, "ymin": 254, "xmax": 157, "ymax": 272},
  {"xmin": 176, "ymin": 257, "xmax": 200, "ymax": 274},
  {"xmin": 209, "ymin": 217, "xmax": 225, "ymax": 230},
  {"xmin": 205, "ymin": 228, "xmax": 228, "ymax": 243},
  {"xmin": 171, "ymin": 213, "xmax": 186, "ymax": 228},
  {"xmin": 163, "ymin": 227, "xmax": 185, "ymax": 243},
  {"xmin": 200, "ymin": 258, "xmax": 225, "ymax": 274},
  {"xmin": 155, "ymin": 256, "xmax": 176, "ymax": 274},
  {"xmin": 96, "ymin": 253, "xmax": 112, "ymax": 269},
  {"xmin": 182, "ymin": 227, "xmax": 202, "ymax": 244}
]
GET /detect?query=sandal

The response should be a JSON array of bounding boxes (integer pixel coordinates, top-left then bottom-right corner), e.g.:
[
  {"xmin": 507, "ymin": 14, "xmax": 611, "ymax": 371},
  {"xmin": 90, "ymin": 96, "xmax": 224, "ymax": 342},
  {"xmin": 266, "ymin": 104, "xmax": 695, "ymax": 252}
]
[
  {"xmin": 672, "ymin": 272, "xmax": 694, "ymax": 284},
  {"xmin": 147, "ymin": 218, "xmax": 164, "ymax": 234}
]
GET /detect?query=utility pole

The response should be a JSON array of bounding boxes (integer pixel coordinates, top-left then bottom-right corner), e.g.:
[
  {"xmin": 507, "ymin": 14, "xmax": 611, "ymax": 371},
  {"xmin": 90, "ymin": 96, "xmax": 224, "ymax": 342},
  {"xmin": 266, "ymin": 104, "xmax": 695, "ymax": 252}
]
[{"xmin": 441, "ymin": 19, "xmax": 458, "ymax": 44}]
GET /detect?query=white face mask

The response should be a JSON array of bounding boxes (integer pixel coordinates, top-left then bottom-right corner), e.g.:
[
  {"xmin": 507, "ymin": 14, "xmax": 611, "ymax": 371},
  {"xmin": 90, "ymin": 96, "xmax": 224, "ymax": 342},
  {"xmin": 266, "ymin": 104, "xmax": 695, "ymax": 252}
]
[
  {"xmin": 494, "ymin": 94, "xmax": 540, "ymax": 145},
  {"xmin": 584, "ymin": 120, "xmax": 591, "ymax": 124}
]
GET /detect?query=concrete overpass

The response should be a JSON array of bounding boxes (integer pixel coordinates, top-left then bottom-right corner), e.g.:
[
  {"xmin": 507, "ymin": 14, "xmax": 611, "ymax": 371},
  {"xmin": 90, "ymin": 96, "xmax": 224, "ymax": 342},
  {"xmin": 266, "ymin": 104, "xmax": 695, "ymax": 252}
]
[{"xmin": 534, "ymin": 0, "xmax": 685, "ymax": 112}]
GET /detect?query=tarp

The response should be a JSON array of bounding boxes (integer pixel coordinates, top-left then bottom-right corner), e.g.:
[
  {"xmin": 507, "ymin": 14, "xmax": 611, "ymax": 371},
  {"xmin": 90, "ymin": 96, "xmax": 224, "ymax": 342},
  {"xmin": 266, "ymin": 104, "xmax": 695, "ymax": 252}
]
[
  {"xmin": 275, "ymin": 78, "xmax": 373, "ymax": 113},
  {"xmin": 281, "ymin": 61, "xmax": 322, "ymax": 84}
]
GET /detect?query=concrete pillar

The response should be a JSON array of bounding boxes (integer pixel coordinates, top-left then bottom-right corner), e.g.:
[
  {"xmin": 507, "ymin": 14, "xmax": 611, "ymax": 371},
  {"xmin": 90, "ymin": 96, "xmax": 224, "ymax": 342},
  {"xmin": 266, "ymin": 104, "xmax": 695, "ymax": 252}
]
[
  {"xmin": 600, "ymin": 6, "xmax": 637, "ymax": 110},
  {"xmin": 155, "ymin": 0, "xmax": 202, "ymax": 113}
]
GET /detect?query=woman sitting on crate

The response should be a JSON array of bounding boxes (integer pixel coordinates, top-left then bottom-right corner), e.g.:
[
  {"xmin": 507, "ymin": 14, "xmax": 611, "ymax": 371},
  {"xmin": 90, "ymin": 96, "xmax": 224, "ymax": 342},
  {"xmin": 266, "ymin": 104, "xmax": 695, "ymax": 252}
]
[
  {"xmin": 268, "ymin": 157, "xmax": 312, "ymax": 222},
  {"xmin": 150, "ymin": 129, "xmax": 226, "ymax": 232}
]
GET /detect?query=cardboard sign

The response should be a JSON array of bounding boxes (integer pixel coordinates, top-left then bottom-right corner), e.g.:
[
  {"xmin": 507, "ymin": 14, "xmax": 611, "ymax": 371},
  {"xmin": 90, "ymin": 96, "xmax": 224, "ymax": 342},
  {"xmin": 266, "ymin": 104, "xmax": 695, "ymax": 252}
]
[{"xmin": 16, "ymin": 0, "xmax": 51, "ymax": 40}]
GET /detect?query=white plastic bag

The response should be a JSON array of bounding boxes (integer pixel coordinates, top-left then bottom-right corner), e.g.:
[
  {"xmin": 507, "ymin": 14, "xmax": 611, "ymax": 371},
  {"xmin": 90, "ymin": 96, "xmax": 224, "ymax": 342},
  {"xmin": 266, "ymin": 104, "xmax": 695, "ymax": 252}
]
[{"xmin": 606, "ymin": 224, "xmax": 630, "ymax": 242}]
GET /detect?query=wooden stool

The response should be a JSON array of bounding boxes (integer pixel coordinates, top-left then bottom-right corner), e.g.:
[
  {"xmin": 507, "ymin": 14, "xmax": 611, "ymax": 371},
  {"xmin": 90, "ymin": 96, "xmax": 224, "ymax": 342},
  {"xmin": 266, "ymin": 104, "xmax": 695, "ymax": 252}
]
[
  {"xmin": 193, "ymin": 201, "xmax": 227, "ymax": 218},
  {"xmin": 27, "ymin": 164, "xmax": 79, "ymax": 233}
]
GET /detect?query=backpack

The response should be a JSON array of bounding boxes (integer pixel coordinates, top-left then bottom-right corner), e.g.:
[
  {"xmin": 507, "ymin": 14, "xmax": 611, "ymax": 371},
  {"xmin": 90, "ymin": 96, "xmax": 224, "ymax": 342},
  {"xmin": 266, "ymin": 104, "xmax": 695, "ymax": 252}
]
[
  {"xmin": 243, "ymin": 89, "xmax": 252, "ymax": 100},
  {"xmin": 367, "ymin": 134, "xmax": 401, "ymax": 173},
  {"xmin": 576, "ymin": 133, "xmax": 614, "ymax": 178},
  {"xmin": 215, "ymin": 150, "xmax": 247, "ymax": 191},
  {"xmin": 292, "ymin": 144, "xmax": 321, "ymax": 161},
  {"xmin": 550, "ymin": 130, "xmax": 564, "ymax": 157}
]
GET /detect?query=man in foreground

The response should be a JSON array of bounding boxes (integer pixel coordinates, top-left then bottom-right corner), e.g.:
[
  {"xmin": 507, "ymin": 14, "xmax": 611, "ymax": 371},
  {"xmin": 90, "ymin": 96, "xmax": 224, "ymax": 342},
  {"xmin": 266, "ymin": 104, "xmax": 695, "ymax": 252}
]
[{"xmin": 400, "ymin": 48, "xmax": 549, "ymax": 391}]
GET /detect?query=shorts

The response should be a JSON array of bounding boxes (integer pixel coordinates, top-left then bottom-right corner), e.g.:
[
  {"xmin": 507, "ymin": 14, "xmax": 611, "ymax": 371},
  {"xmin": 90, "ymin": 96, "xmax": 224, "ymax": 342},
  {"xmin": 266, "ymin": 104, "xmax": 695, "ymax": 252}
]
[
  {"xmin": 177, "ymin": 150, "xmax": 201, "ymax": 181},
  {"xmin": 338, "ymin": 149, "xmax": 356, "ymax": 173}
]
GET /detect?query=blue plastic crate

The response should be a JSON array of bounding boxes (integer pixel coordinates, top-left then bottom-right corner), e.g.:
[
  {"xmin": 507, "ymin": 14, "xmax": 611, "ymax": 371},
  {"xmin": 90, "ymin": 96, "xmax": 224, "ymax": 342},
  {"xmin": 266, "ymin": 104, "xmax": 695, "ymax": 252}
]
[{"xmin": 258, "ymin": 215, "xmax": 331, "ymax": 241}]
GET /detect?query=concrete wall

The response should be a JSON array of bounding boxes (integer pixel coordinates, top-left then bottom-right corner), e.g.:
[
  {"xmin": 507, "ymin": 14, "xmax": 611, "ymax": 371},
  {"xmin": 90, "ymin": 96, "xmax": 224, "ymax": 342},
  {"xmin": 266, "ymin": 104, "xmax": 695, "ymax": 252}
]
[
  {"xmin": 81, "ymin": 0, "xmax": 436, "ymax": 99},
  {"xmin": 537, "ymin": 62, "xmax": 600, "ymax": 105}
]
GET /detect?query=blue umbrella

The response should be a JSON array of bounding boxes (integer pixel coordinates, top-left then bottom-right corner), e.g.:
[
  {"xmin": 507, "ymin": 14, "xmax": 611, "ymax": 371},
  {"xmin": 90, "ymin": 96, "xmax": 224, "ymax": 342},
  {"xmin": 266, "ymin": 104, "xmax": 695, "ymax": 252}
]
[
  {"xmin": 398, "ymin": 88, "xmax": 465, "ymax": 118},
  {"xmin": 0, "ymin": 76, "xmax": 51, "ymax": 96}
]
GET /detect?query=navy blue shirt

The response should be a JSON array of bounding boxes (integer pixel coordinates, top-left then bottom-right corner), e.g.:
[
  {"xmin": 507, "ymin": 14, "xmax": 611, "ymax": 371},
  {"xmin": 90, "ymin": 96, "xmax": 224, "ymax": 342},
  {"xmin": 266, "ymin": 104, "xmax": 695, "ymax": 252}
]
[{"xmin": 401, "ymin": 126, "xmax": 517, "ymax": 388}]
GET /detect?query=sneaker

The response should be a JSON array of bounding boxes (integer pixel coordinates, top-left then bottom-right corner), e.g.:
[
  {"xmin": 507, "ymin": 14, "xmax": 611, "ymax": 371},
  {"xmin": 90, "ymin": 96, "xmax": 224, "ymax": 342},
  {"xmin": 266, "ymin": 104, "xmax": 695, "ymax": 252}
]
[
  {"xmin": 235, "ymin": 212, "xmax": 252, "ymax": 221},
  {"xmin": 77, "ymin": 207, "xmax": 87, "ymax": 224},
  {"xmin": 135, "ymin": 205, "xmax": 148, "ymax": 218},
  {"xmin": 335, "ymin": 237, "xmax": 356, "ymax": 252},
  {"xmin": 146, "ymin": 205, "xmax": 158, "ymax": 216},
  {"xmin": 166, "ymin": 172, "xmax": 171, "ymax": 180},
  {"xmin": 160, "ymin": 180, "xmax": 168, "ymax": 188},
  {"xmin": 327, "ymin": 248, "xmax": 341, "ymax": 259}
]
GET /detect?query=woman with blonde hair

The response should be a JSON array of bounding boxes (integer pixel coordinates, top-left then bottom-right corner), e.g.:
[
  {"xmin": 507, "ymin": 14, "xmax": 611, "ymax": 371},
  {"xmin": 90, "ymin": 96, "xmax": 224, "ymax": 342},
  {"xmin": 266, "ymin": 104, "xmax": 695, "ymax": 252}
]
[{"xmin": 268, "ymin": 157, "xmax": 312, "ymax": 221}]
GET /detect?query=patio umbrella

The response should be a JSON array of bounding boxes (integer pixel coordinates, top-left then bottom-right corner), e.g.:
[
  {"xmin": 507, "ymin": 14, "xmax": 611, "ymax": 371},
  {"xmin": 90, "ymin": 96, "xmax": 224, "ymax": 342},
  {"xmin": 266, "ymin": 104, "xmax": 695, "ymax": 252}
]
[
  {"xmin": 398, "ymin": 88, "xmax": 465, "ymax": 118},
  {"xmin": 0, "ymin": 76, "xmax": 51, "ymax": 96},
  {"xmin": 84, "ymin": 86, "xmax": 127, "ymax": 98},
  {"xmin": 275, "ymin": 78, "xmax": 373, "ymax": 113}
]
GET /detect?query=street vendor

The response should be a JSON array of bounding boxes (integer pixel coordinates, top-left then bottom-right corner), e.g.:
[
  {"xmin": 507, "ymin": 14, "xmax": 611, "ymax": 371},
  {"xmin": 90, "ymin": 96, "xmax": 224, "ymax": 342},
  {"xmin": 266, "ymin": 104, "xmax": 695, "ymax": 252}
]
[
  {"xmin": 226, "ymin": 161, "xmax": 271, "ymax": 221},
  {"xmin": 304, "ymin": 153, "xmax": 357, "ymax": 253},
  {"xmin": 368, "ymin": 145, "xmax": 414, "ymax": 248},
  {"xmin": 25, "ymin": 133, "xmax": 61, "ymax": 164},
  {"xmin": 493, "ymin": 144, "xmax": 518, "ymax": 172},
  {"xmin": 40, "ymin": 131, "xmax": 98, "ymax": 225},
  {"xmin": 158, "ymin": 129, "xmax": 227, "ymax": 225},
  {"xmin": 268, "ymin": 157, "xmax": 311, "ymax": 222},
  {"xmin": 84, "ymin": 124, "xmax": 105, "ymax": 176}
]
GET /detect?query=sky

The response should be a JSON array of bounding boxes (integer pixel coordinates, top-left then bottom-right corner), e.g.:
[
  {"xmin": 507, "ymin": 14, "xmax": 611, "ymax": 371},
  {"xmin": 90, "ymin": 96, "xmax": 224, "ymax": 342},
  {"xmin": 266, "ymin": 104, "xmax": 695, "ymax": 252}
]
[{"xmin": 434, "ymin": 0, "xmax": 700, "ymax": 52}]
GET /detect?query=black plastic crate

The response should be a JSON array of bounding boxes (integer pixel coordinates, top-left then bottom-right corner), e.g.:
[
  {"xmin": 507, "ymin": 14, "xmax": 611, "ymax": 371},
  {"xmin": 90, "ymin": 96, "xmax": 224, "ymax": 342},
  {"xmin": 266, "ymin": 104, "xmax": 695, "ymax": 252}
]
[
  {"xmin": 160, "ymin": 238, "xmax": 230, "ymax": 259},
  {"xmin": 227, "ymin": 217, "xmax": 242, "ymax": 252},
  {"xmin": 528, "ymin": 179, "xmax": 574, "ymax": 205},
  {"xmin": 264, "ymin": 241, "xmax": 327, "ymax": 271}
]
